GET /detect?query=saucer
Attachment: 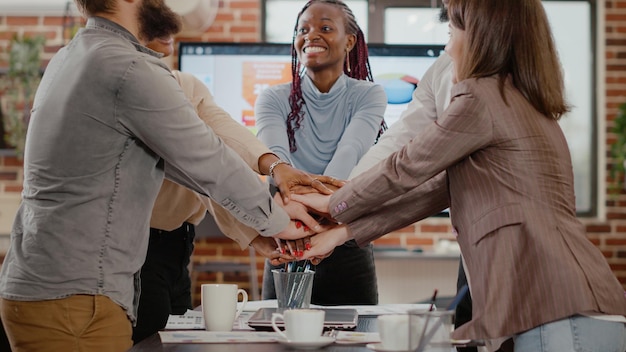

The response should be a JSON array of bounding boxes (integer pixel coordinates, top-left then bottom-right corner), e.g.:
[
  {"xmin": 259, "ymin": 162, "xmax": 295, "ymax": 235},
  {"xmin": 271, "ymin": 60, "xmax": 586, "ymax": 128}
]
[
  {"xmin": 365, "ymin": 343, "xmax": 411, "ymax": 352},
  {"xmin": 277, "ymin": 336, "xmax": 335, "ymax": 349},
  {"xmin": 452, "ymin": 339, "xmax": 472, "ymax": 345}
]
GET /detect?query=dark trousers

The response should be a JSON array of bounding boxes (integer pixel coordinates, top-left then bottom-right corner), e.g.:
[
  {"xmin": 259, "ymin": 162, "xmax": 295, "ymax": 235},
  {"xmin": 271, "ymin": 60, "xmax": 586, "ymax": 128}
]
[
  {"xmin": 132, "ymin": 223, "xmax": 195, "ymax": 344},
  {"xmin": 0, "ymin": 317, "xmax": 12, "ymax": 351},
  {"xmin": 455, "ymin": 260, "xmax": 476, "ymax": 352},
  {"xmin": 262, "ymin": 241, "xmax": 378, "ymax": 305}
]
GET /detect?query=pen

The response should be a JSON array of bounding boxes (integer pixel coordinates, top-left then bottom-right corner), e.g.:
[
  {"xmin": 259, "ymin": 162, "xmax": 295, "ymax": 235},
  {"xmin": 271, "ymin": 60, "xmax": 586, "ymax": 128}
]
[
  {"xmin": 445, "ymin": 285, "xmax": 468, "ymax": 310},
  {"xmin": 416, "ymin": 289, "xmax": 438, "ymax": 350},
  {"xmin": 416, "ymin": 285, "xmax": 468, "ymax": 352}
]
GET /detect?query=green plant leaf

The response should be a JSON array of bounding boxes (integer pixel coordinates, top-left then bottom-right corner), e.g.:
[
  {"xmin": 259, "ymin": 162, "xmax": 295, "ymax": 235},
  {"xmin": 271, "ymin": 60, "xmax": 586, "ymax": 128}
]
[{"xmin": 0, "ymin": 34, "xmax": 45, "ymax": 158}]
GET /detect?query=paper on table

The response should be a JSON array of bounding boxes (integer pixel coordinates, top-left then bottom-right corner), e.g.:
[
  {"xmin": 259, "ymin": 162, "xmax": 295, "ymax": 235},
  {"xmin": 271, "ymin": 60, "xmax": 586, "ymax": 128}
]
[
  {"xmin": 237, "ymin": 299, "xmax": 324, "ymax": 311},
  {"xmin": 165, "ymin": 310, "xmax": 204, "ymax": 330},
  {"xmin": 332, "ymin": 304, "xmax": 432, "ymax": 316},
  {"xmin": 237, "ymin": 301, "xmax": 431, "ymax": 315},
  {"xmin": 334, "ymin": 331, "xmax": 380, "ymax": 344},
  {"xmin": 235, "ymin": 311, "xmax": 256, "ymax": 330},
  {"xmin": 238, "ymin": 299, "xmax": 277, "ymax": 311},
  {"xmin": 165, "ymin": 310, "xmax": 256, "ymax": 331},
  {"xmin": 158, "ymin": 331, "xmax": 280, "ymax": 343}
]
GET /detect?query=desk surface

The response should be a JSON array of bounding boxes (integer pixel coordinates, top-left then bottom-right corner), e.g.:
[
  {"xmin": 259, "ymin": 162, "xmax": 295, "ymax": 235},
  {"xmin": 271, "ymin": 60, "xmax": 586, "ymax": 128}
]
[{"xmin": 130, "ymin": 317, "xmax": 378, "ymax": 352}]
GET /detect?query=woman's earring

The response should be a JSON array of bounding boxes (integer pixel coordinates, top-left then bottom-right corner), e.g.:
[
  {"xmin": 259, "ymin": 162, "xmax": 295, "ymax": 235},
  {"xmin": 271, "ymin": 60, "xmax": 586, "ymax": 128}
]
[{"xmin": 345, "ymin": 48, "xmax": 351, "ymax": 73}]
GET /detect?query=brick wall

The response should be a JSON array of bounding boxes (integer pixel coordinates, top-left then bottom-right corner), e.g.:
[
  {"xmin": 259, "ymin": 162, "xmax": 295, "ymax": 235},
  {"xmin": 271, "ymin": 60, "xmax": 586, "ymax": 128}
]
[
  {"xmin": 1, "ymin": 0, "xmax": 625, "ymax": 306},
  {"xmin": 603, "ymin": 0, "xmax": 626, "ymax": 289}
]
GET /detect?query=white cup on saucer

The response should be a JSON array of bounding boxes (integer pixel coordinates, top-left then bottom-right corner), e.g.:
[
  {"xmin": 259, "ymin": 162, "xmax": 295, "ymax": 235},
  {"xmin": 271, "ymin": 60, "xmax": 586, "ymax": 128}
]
[{"xmin": 271, "ymin": 309, "xmax": 325, "ymax": 342}]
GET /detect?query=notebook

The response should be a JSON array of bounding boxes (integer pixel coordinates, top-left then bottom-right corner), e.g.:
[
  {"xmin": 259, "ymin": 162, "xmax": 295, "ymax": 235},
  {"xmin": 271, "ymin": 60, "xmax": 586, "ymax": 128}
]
[{"xmin": 247, "ymin": 307, "xmax": 358, "ymax": 330}]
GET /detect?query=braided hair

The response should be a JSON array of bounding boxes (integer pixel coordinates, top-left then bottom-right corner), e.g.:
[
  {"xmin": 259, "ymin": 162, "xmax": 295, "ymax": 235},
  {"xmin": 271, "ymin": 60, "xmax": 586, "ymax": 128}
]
[{"xmin": 285, "ymin": 0, "xmax": 387, "ymax": 152}]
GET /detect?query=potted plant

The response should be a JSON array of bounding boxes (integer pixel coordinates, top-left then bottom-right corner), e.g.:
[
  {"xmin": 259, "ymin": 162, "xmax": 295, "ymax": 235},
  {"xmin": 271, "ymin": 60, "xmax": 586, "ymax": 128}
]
[
  {"xmin": 0, "ymin": 34, "xmax": 46, "ymax": 158},
  {"xmin": 610, "ymin": 101, "xmax": 626, "ymax": 193}
]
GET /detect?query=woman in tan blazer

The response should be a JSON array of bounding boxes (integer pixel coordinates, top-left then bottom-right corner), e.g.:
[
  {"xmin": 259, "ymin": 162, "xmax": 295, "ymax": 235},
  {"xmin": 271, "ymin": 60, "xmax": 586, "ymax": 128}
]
[{"xmin": 293, "ymin": 0, "xmax": 626, "ymax": 351}]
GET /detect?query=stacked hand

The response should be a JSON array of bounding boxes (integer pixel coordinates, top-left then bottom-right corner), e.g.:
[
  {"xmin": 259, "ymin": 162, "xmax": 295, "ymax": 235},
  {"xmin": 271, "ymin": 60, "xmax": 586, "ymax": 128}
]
[
  {"xmin": 271, "ymin": 162, "xmax": 345, "ymax": 203},
  {"xmin": 273, "ymin": 184, "xmax": 355, "ymax": 265},
  {"xmin": 271, "ymin": 191, "xmax": 334, "ymax": 265},
  {"xmin": 251, "ymin": 163, "xmax": 353, "ymax": 265}
]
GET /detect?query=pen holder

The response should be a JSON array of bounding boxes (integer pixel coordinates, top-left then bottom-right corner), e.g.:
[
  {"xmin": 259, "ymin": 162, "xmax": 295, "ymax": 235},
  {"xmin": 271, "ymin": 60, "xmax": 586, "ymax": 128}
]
[
  {"xmin": 272, "ymin": 269, "xmax": 315, "ymax": 309},
  {"xmin": 408, "ymin": 309, "xmax": 454, "ymax": 352}
]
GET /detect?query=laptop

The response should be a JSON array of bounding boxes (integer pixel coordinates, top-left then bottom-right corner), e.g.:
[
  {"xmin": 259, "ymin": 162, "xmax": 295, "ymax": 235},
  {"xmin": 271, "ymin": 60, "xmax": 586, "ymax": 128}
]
[{"xmin": 247, "ymin": 307, "xmax": 358, "ymax": 331}]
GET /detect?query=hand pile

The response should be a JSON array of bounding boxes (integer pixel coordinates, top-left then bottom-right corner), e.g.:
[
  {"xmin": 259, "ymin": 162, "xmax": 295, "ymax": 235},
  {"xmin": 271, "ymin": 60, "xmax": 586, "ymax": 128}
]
[{"xmin": 251, "ymin": 165, "xmax": 352, "ymax": 266}]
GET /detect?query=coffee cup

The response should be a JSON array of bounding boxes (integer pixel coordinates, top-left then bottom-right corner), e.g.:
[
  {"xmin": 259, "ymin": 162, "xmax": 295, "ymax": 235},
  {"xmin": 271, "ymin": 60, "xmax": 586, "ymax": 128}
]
[
  {"xmin": 271, "ymin": 309, "xmax": 325, "ymax": 342},
  {"xmin": 201, "ymin": 284, "xmax": 248, "ymax": 331},
  {"xmin": 377, "ymin": 314, "xmax": 413, "ymax": 350}
]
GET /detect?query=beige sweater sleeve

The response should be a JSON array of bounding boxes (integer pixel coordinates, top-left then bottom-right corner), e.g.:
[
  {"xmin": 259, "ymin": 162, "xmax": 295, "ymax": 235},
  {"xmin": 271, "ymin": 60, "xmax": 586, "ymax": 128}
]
[
  {"xmin": 173, "ymin": 70, "xmax": 272, "ymax": 172},
  {"xmin": 174, "ymin": 71, "xmax": 271, "ymax": 249}
]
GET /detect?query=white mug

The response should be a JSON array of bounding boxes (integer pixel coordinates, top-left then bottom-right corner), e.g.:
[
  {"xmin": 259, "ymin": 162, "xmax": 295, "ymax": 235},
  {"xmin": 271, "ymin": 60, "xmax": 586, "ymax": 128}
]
[
  {"xmin": 201, "ymin": 284, "xmax": 248, "ymax": 331},
  {"xmin": 378, "ymin": 314, "xmax": 414, "ymax": 350},
  {"xmin": 271, "ymin": 309, "xmax": 325, "ymax": 342}
]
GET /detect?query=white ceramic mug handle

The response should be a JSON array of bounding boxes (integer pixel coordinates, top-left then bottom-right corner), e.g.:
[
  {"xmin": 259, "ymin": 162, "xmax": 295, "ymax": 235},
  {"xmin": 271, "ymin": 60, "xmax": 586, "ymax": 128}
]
[
  {"xmin": 271, "ymin": 313, "xmax": 288, "ymax": 339},
  {"xmin": 234, "ymin": 289, "xmax": 248, "ymax": 319}
]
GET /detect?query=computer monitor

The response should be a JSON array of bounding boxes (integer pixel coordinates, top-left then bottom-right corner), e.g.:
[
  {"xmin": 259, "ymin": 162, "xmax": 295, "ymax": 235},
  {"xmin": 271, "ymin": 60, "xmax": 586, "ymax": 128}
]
[{"xmin": 177, "ymin": 42, "xmax": 445, "ymax": 133}]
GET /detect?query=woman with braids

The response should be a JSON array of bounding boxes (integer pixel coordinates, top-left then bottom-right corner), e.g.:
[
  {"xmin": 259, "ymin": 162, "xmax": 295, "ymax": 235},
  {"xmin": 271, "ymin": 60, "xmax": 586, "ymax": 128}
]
[{"xmin": 256, "ymin": 0, "xmax": 386, "ymax": 305}]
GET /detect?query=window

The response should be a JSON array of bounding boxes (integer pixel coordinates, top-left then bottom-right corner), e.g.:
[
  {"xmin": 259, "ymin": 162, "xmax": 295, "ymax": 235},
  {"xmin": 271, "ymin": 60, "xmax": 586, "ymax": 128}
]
[
  {"xmin": 382, "ymin": 7, "xmax": 448, "ymax": 44},
  {"xmin": 262, "ymin": 0, "xmax": 596, "ymax": 215},
  {"xmin": 543, "ymin": 1, "xmax": 595, "ymax": 215},
  {"xmin": 263, "ymin": 0, "xmax": 369, "ymax": 43}
]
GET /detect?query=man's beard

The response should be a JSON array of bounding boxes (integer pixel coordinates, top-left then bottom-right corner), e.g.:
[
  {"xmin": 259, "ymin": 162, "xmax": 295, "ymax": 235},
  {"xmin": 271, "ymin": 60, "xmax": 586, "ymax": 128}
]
[
  {"xmin": 137, "ymin": 0, "xmax": 182, "ymax": 43},
  {"xmin": 439, "ymin": 7, "xmax": 449, "ymax": 23}
]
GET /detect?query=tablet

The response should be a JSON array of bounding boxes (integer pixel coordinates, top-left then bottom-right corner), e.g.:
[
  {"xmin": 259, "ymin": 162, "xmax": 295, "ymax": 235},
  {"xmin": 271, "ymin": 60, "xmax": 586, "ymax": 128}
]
[{"xmin": 247, "ymin": 307, "xmax": 358, "ymax": 330}]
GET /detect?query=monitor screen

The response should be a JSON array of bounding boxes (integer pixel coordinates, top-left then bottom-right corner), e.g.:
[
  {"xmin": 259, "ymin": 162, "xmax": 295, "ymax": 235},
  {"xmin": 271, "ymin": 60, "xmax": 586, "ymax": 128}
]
[{"xmin": 178, "ymin": 42, "xmax": 445, "ymax": 133}]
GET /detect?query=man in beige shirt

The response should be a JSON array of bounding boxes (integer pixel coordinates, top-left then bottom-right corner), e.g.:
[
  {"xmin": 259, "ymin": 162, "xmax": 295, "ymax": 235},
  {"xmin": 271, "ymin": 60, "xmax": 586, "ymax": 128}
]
[{"xmin": 132, "ymin": 35, "xmax": 335, "ymax": 344}]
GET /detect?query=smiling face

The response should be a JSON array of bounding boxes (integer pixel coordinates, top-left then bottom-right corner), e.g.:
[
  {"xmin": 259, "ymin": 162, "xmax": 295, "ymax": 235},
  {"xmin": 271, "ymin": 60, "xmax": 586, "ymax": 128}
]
[{"xmin": 294, "ymin": 2, "xmax": 356, "ymax": 74}]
